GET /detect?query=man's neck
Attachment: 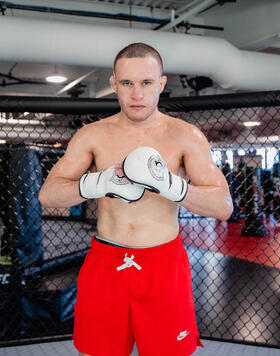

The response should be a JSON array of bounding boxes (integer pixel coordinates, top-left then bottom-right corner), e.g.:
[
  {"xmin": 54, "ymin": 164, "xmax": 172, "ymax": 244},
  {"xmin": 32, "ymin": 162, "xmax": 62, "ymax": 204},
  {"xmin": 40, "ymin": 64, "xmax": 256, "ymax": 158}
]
[{"xmin": 117, "ymin": 109, "xmax": 165, "ymax": 130}]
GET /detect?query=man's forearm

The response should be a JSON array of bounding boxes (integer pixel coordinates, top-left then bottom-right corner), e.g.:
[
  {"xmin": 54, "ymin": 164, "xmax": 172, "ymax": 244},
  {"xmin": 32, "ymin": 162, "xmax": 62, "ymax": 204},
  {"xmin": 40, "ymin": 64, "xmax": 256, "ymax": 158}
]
[
  {"xmin": 181, "ymin": 184, "xmax": 233, "ymax": 221},
  {"xmin": 39, "ymin": 178, "xmax": 85, "ymax": 208}
]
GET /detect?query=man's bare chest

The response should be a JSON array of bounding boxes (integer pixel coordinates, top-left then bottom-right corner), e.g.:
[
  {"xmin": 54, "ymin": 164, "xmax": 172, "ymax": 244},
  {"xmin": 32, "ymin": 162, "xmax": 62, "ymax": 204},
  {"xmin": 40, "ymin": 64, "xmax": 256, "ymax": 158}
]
[{"xmin": 92, "ymin": 128, "xmax": 183, "ymax": 173}]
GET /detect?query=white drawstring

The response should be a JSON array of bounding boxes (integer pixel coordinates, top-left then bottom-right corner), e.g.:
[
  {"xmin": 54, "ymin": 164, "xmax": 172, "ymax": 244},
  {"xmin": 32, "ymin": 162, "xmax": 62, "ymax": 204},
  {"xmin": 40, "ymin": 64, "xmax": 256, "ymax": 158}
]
[{"xmin": 116, "ymin": 254, "xmax": 142, "ymax": 271}]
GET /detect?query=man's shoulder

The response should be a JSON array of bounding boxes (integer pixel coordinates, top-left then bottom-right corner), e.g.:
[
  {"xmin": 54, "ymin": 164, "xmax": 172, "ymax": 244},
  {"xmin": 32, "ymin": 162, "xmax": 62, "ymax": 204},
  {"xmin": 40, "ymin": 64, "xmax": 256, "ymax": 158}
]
[
  {"xmin": 165, "ymin": 114, "xmax": 196, "ymax": 134},
  {"xmin": 78, "ymin": 115, "xmax": 116, "ymax": 133},
  {"xmin": 164, "ymin": 114, "xmax": 206, "ymax": 147}
]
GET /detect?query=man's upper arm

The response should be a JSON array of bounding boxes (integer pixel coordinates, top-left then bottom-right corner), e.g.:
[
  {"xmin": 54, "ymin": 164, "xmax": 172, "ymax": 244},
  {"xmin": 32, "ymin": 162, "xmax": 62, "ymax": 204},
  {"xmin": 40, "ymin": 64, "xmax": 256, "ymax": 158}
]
[
  {"xmin": 182, "ymin": 125, "xmax": 228, "ymax": 189},
  {"xmin": 46, "ymin": 126, "xmax": 94, "ymax": 182}
]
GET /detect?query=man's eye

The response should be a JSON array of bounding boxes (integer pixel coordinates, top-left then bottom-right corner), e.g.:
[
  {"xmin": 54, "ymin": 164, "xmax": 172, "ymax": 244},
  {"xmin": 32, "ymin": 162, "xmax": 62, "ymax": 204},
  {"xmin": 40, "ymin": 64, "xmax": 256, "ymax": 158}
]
[
  {"xmin": 122, "ymin": 81, "xmax": 131, "ymax": 86},
  {"xmin": 143, "ymin": 81, "xmax": 152, "ymax": 86}
]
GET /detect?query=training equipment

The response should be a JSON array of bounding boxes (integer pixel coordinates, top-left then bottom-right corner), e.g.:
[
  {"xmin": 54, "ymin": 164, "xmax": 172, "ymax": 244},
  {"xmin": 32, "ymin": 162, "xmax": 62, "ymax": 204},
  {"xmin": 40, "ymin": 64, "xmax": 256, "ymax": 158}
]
[
  {"xmin": 242, "ymin": 166, "xmax": 265, "ymax": 237},
  {"xmin": 122, "ymin": 146, "xmax": 188, "ymax": 202},
  {"xmin": 273, "ymin": 163, "xmax": 280, "ymax": 220},
  {"xmin": 79, "ymin": 165, "xmax": 145, "ymax": 203}
]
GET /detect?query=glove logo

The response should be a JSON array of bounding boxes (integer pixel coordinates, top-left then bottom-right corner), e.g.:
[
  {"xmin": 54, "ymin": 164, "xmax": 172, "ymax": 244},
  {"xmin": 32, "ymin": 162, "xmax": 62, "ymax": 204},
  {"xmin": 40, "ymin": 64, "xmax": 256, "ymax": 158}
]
[
  {"xmin": 148, "ymin": 155, "xmax": 165, "ymax": 181},
  {"xmin": 111, "ymin": 170, "xmax": 128, "ymax": 185}
]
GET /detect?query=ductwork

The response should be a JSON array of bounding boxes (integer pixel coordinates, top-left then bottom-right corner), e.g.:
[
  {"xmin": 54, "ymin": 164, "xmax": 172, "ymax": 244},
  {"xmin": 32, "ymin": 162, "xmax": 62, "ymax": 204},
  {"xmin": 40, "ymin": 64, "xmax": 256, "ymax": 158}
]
[{"xmin": 1, "ymin": 16, "xmax": 280, "ymax": 91}]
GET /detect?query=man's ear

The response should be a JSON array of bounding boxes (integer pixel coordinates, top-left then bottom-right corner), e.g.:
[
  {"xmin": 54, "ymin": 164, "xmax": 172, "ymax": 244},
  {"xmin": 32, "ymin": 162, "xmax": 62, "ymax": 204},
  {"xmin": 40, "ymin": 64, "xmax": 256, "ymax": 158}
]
[
  {"xmin": 110, "ymin": 75, "xmax": 117, "ymax": 93},
  {"xmin": 160, "ymin": 75, "xmax": 167, "ymax": 93}
]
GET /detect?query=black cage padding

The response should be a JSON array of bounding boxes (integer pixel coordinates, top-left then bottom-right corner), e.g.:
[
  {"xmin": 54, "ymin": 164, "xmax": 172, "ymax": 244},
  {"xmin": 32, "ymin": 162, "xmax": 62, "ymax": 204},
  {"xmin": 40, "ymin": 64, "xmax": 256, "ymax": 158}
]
[{"xmin": 1, "ymin": 90, "xmax": 280, "ymax": 114}]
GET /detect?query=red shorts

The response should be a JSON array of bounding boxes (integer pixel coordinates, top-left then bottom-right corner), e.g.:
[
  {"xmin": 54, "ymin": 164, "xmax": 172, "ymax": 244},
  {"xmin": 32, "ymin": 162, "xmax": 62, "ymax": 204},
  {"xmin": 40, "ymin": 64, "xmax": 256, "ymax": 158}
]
[{"xmin": 73, "ymin": 235, "xmax": 203, "ymax": 356}]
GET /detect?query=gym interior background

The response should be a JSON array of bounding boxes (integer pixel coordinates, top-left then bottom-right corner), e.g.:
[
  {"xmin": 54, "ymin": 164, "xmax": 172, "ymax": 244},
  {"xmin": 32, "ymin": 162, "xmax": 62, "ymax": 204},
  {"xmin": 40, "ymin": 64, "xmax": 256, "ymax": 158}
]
[
  {"xmin": 1, "ymin": 92, "xmax": 280, "ymax": 350},
  {"xmin": 1, "ymin": 0, "xmax": 280, "ymax": 353}
]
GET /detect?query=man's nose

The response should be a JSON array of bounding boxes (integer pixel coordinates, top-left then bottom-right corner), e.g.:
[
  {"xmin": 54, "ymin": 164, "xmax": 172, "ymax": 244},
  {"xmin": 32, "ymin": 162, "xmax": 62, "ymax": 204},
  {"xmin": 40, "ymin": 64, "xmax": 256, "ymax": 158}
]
[{"xmin": 131, "ymin": 85, "xmax": 144, "ymax": 100}]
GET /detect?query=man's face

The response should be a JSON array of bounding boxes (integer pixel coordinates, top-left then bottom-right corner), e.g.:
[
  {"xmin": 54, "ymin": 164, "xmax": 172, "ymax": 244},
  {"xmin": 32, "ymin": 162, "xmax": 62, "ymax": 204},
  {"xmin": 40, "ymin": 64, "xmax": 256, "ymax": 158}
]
[{"xmin": 110, "ymin": 56, "xmax": 167, "ymax": 123}]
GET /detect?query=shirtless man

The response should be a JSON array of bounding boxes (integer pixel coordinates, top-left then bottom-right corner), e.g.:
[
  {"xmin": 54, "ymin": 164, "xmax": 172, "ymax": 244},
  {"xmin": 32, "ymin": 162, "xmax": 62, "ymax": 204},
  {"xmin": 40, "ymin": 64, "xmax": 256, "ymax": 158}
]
[{"xmin": 39, "ymin": 43, "xmax": 233, "ymax": 356}]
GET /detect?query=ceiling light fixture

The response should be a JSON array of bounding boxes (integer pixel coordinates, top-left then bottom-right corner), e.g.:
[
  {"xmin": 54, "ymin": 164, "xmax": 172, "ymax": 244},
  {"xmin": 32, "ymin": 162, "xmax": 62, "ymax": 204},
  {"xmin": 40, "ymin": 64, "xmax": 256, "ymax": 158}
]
[
  {"xmin": 243, "ymin": 121, "xmax": 261, "ymax": 127},
  {"xmin": 46, "ymin": 75, "xmax": 67, "ymax": 84},
  {"xmin": 46, "ymin": 64, "xmax": 67, "ymax": 84}
]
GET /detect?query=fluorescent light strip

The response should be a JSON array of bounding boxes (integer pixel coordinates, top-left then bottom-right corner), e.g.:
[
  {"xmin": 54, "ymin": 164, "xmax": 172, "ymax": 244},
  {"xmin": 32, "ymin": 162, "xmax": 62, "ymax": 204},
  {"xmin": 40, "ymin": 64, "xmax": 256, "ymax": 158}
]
[
  {"xmin": 0, "ymin": 118, "xmax": 41, "ymax": 125},
  {"xmin": 243, "ymin": 121, "xmax": 261, "ymax": 127}
]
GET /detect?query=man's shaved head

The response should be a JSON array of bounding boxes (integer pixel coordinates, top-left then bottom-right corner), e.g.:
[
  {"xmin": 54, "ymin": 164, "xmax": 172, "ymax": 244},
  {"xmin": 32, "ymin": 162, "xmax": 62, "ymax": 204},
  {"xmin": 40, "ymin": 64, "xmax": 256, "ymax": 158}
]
[{"xmin": 114, "ymin": 42, "xmax": 163, "ymax": 75}]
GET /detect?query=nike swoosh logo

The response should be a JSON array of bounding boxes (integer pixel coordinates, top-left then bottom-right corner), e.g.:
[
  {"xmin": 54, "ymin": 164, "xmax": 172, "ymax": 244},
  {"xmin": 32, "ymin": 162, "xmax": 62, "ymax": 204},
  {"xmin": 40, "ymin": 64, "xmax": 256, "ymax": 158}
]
[{"xmin": 177, "ymin": 331, "xmax": 190, "ymax": 341}]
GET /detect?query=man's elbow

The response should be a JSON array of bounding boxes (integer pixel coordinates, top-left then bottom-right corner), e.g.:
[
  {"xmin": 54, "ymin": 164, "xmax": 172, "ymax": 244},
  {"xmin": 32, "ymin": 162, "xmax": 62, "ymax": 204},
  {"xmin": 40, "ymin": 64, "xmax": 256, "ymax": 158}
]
[
  {"xmin": 38, "ymin": 189, "xmax": 50, "ymax": 208},
  {"xmin": 219, "ymin": 196, "xmax": 233, "ymax": 221}
]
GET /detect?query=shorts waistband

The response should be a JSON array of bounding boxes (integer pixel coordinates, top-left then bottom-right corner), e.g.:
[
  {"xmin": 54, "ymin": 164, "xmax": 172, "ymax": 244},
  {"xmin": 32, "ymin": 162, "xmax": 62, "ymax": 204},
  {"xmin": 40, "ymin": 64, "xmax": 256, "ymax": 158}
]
[
  {"xmin": 91, "ymin": 234, "xmax": 183, "ymax": 259},
  {"xmin": 95, "ymin": 236, "xmax": 143, "ymax": 248}
]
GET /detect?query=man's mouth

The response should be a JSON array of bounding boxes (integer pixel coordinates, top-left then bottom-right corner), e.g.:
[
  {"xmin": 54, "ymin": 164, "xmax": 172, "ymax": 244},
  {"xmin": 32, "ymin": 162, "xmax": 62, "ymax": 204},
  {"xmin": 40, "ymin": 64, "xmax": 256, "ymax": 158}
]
[{"xmin": 130, "ymin": 105, "xmax": 145, "ymax": 110}]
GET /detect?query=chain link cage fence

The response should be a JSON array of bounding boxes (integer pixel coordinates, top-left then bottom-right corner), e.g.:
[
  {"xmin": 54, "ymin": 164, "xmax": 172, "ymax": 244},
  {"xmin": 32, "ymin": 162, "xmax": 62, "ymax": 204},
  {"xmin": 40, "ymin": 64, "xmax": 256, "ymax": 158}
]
[{"xmin": 0, "ymin": 92, "xmax": 280, "ymax": 349}]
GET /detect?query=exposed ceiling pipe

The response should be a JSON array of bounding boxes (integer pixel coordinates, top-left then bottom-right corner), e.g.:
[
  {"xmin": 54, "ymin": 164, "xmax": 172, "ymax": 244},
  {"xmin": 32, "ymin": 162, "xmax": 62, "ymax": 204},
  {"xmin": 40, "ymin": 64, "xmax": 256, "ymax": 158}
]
[
  {"xmin": 154, "ymin": 0, "xmax": 223, "ymax": 32},
  {"xmin": 160, "ymin": 0, "xmax": 217, "ymax": 31},
  {"xmin": 0, "ymin": 1, "xmax": 168, "ymax": 25},
  {"xmin": 176, "ymin": 0, "xmax": 204, "ymax": 15},
  {"xmin": 1, "ymin": 16, "xmax": 280, "ymax": 91}
]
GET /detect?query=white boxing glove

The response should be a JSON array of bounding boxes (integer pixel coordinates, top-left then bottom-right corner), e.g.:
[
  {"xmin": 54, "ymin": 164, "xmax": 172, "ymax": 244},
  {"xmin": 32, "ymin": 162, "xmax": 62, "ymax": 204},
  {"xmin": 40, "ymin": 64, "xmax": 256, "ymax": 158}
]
[
  {"xmin": 79, "ymin": 165, "xmax": 145, "ymax": 203},
  {"xmin": 122, "ymin": 147, "xmax": 188, "ymax": 202}
]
